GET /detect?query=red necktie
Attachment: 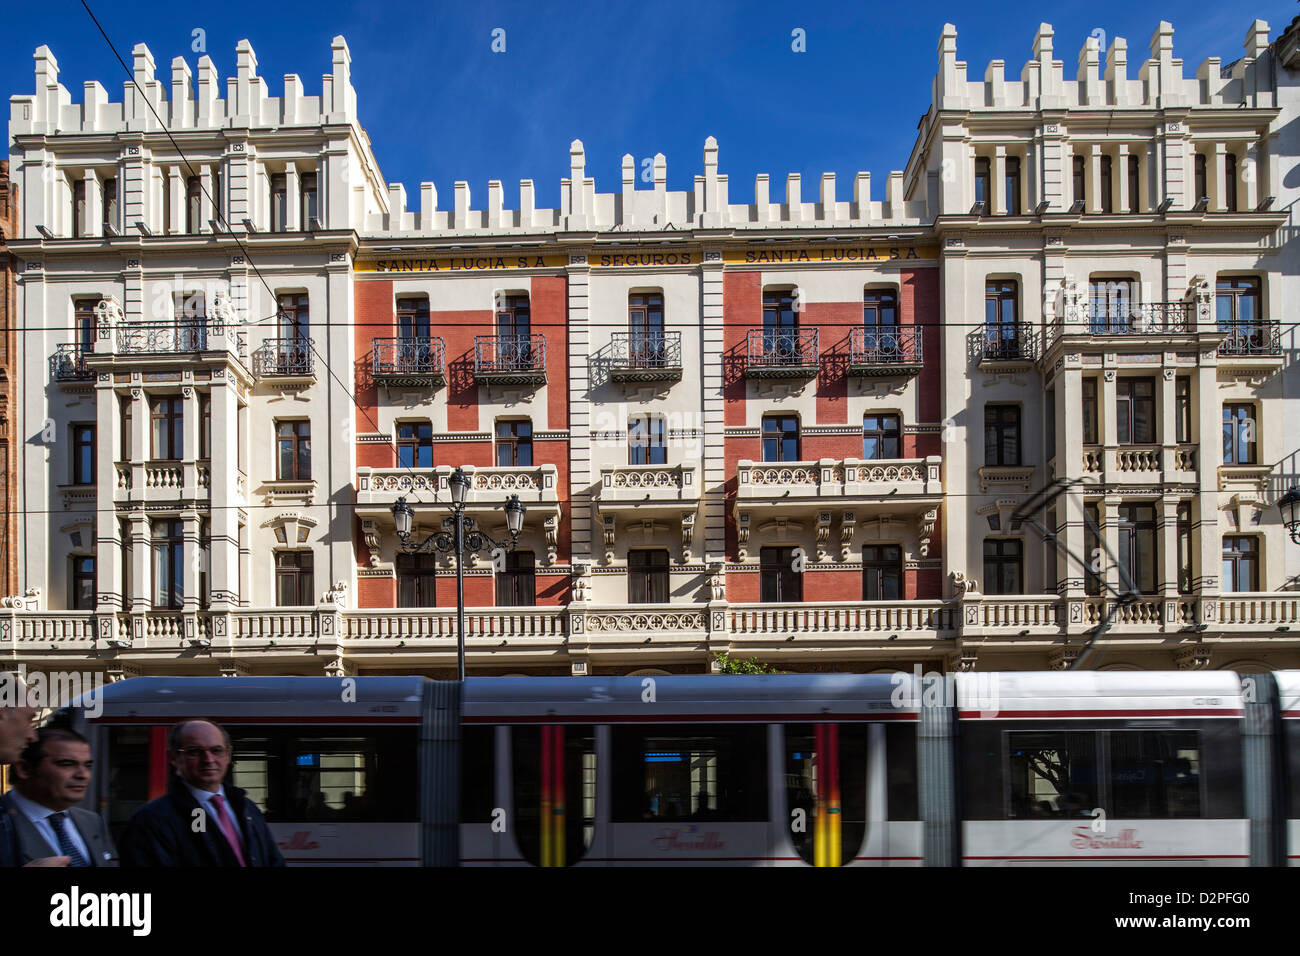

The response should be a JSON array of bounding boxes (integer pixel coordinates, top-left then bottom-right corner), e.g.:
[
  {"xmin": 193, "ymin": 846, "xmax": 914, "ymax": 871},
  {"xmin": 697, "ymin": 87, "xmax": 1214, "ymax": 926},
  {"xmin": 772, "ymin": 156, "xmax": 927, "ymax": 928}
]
[{"xmin": 209, "ymin": 793, "xmax": 247, "ymax": 867}]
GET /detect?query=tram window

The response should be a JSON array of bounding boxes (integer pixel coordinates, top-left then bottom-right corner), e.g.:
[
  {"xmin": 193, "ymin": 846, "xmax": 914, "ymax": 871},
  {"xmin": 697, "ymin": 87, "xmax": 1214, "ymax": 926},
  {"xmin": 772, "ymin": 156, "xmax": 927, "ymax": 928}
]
[
  {"xmin": 612, "ymin": 724, "xmax": 767, "ymax": 823},
  {"xmin": 784, "ymin": 723, "xmax": 869, "ymax": 865},
  {"xmin": 1108, "ymin": 731, "xmax": 1201, "ymax": 818},
  {"xmin": 106, "ymin": 727, "xmax": 154, "ymax": 842},
  {"xmin": 885, "ymin": 724, "xmax": 919, "ymax": 821},
  {"xmin": 1006, "ymin": 732, "xmax": 1098, "ymax": 818},
  {"xmin": 1289, "ymin": 721, "xmax": 1300, "ymax": 819},
  {"xmin": 230, "ymin": 737, "xmax": 272, "ymax": 810},
  {"xmin": 511, "ymin": 725, "xmax": 596, "ymax": 867},
  {"xmin": 461, "ymin": 726, "xmax": 496, "ymax": 824}
]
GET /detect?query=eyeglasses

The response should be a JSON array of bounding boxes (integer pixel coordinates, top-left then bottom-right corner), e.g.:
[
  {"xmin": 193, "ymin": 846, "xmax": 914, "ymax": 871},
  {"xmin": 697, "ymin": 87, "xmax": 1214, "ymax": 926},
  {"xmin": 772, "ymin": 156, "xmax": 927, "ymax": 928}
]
[{"xmin": 177, "ymin": 746, "xmax": 230, "ymax": 759}]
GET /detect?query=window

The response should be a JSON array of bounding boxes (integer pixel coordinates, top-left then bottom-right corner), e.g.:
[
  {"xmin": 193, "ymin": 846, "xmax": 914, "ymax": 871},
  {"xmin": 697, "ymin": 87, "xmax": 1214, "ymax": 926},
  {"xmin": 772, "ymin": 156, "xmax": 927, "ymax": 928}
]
[
  {"xmin": 173, "ymin": 290, "xmax": 206, "ymax": 350},
  {"xmin": 277, "ymin": 293, "xmax": 310, "ymax": 340},
  {"xmin": 628, "ymin": 550, "xmax": 669, "ymax": 604},
  {"xmin": 150, "ymin": 397, "xmax": 183, "ymax": 460},
  {"xmin": 1177, "ymin": 502, "xmax": 1193, "ymax": 594},
  {"xmin": 120, "ymin": 395, "xmax": 133, "ymax": 461},
  {"xmin": 270, "ymin": 172, "xmax": 287, "ymax": 231},
  {"xmin": 1216, "ymin": 277, "xmax": 1260, "ymax": 342},
  {"xmin": 1088, "ymin": 277, "xmax": 1134, "ymax": 333},
  {"xmin": 73, "ymin": 178, "xmax": 86, "ymax": 237},
  {"xmin": 397, "ymin": 554, "xmax": 437, "ymax": 608},
  {"xmin": 1221, "ymin": 404, "xmax": 1256, "ymax": 465},
  {"xmin": 611, "ymin": 725, "xmax": 767, "ymax": 823},
  {"xmin": 212, "ymin": 168, "xmax": 222, "ymax": 226},
  {"xmin": 1175, "ymin": 376, "xmax": 1191, "ymax": 443},
  {"xmin": 983, "ymin": 539, "xmax": 1023, "ymax": 594},
  {"xmin": 1084, "ymin": 503, "xmax": 1102, "ymax": 596},
  {"xmin": 496, "ymin": 294, "xmax": 532, "ymax": 366},
  {"xmin": 1222, "ymin": 536, "xmax": 1259, "ymax": 592},
  {"xmin": 628, "ymin": 292, "xmax": 666, "ymax": 366},
  {"xmin": 199, "ymin": 395, "xmax": 211, "ymax": 460},
  {"xmin": 761, "ymin": 289, "xmax": 799, "ymax": 360},
  {"xmin": 1099, "ymin": 155, "xmax": 1113, "ymax": 213},
  {"xmin": 1004, "ymin": 156, "xmax": 1021, "ymax": 216},
  {"xmin": 74, "ymin": 299, "xmax": 97, "ymax": 351},
  {"xmin": 70, "ymin": 556, "xmax": 96, "ymax": 610},
  {"xmin": 1006, "ymin": 732, "xmax": 1098, "ymax": 818},
  {"xmin": 102, "ymin": 177, "xmax": 118, "ymax": 230},
  {"xmin": 862, "ymin": 544, "xmax": 902, "ymax": 600},
  {"xmin": 761, "ymin": 415, "xmax": 800, "ymax": 463},
  {"xmin": 1194, "ymin": 153, "xmax": 1207, "ymax": 201},
  {"xmin": 496, "ymin": 550, "xmax": 535, "ymax": 607},
  {"xmin": 496, "ymin": 420, "xmax": 533, "ymax": 467},
  {"xmin": 863, "ymin": 289, "xmax": 898, "ymax": 352},
  {"xmin": 199, "ymin": 519, "xmax": 211, "ymax": 610},
  {"xmin": 1081, "ymin": 379, "xmax": 1092, "ymax": 447},
  {"xmin": 862, "ymin": 413, "xmax": 900, "ymax": 460},
  {"xmin": 396, "ymin": 422, "xmax": 433, "ymax": 468},
  {"xmin": 1224, "ymin": 153, "xmax": 1237, "ymax": 212},
  {"xmin": 1118, "ymin": 504, "xmax": 1157, "ymax": 594},
  {"xmin": 186, "ymin": 176, "xmax": 202, "ymax": 233},
  {"xmin": 1072, "ymin": 155, "xmax": 1086, "ymax": 207},
  {"xmin": 760, "ymin": 547, "xmax": 801, "ymax": 602},
  {"xmin": 1128, "ymin": 155, "xmax": 1141, "ymax": 213},
  {"xmin": 984, "ymin": 280, "xmax": 1019, "ymax": 357},
  {"xmin": 153, "ymin": 519, "xmax": 184, "ymax": 609},
  {"xmin": 974, "ymin": 156, "xmax": 990, "ymax": 213},
  {"xmin": 984, "ymin": 405, "xmax": 1021, "ymax": 466},
  {"xmin": 300, "ymin": 172, "xmax": 319, "ymax": 229},
  {"xmin": 1109, "ymin": 731, "xmax": 1201, "ymax": 818},
  {"xmin": 396, "ymin": 297, "xmax": 430, "ymax": 339},
  {"xmin": 275, "ymin": 552, "xmax": 314, "ymax": 607},
  {"xmin": 277, "ymin": 421, "xmax": 311, "ymax": 480},
  {"xmin": 72, "ymin": 424, "xmax": 95, "ymax": 485},
  {"xmin": 120, "ymin": 518, "xmax": 132, "ymax": 611},
  {"xmin": 628, "ymin": 416, "xmax": 666, "ymax": 465},
  {"xmin": 1116, "ymin": 378, "xmax": 1155, "ymax": 445}
]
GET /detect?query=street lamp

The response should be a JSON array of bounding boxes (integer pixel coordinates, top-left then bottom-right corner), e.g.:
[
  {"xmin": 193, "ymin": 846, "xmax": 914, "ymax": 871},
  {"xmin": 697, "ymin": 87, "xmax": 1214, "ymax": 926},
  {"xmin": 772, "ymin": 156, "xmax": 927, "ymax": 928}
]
[
  {"xmin": 391, "ymin": 466, "xmax": 526, "ymax": 680},
  {"xmin": 1280, "ymin": 487, "xmax": 1300, "ymax": 544}
]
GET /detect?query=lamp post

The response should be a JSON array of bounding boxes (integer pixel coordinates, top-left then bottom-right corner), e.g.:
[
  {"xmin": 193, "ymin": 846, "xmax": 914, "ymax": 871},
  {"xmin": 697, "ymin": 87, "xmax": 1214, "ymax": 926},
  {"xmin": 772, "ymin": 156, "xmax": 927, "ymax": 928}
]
[
  {"xmin": 1280, "ymin": 487, "xmax": 1300, "ymax": 545},
  {"xmin": 392, "ymin": 467, "xmax": 526, "ymax": 681}
]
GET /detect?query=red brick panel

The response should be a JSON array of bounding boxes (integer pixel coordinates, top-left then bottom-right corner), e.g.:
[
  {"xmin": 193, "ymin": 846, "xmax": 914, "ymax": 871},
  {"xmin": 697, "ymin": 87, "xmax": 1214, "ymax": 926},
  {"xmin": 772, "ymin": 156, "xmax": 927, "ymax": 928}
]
[
  {"xmin": 726, "ymin": 570, "xmax": 760, "ymax": 603},
  {"xmin": 806, "ymin": 301, "xmax": 858, "ymax": 426},
  {"xmin": 529, "ymin": 276, "xmax": 568, "ymax": 430},
  {"xmin": 535, "ymin": 573, "xmax": 569, "ymax": 606},
  {"xmin": 722, "ymin": 272, "xmax": 760, "ymax": 425},
  {"xmin": 435, "ymin": 309, "xmax": 492, "ymax": 432},
  {"xmin": 901, "ymin": 267, "xmax": 941, "ymax": 439},
  {"xmin": 533, "ymin": 437, "xmax": 571, "ymax": 565},
  {"xmin": 435, "ymin": 439, "xmax": 494, "ymax": 468},
  {"xmin": 803, "ymin": 568, "xmax": 860, "ymax": 602},
  {"xmin": 353, "ymin": 280, "xmax": 393, "ymax": 435},
  {"xmin": 356, "ymin": 576, "xmax": 395, "ymax": 609}
]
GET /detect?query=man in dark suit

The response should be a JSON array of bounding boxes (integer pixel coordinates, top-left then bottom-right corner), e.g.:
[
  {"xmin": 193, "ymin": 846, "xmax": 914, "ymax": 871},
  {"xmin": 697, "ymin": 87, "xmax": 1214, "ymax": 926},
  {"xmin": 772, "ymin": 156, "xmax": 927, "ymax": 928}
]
[
  {"xmin": 0, "ymin": 727, "xmax": 117, "ymax": 866},
  {"xmin": 118, "ymin": 719, "xmax": 285, "ymax": 867}
]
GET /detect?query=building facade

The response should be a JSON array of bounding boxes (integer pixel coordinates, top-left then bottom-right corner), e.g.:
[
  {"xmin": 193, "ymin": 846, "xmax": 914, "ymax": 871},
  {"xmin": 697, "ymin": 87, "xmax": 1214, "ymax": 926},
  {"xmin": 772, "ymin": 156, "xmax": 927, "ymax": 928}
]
[
  {"xmin": 0, "ymin": 160, "xmax": 17, "ymax": 599},
  {"xmin": 4, "ymin": 20, "xmax": 1298, "ymax": 680}
]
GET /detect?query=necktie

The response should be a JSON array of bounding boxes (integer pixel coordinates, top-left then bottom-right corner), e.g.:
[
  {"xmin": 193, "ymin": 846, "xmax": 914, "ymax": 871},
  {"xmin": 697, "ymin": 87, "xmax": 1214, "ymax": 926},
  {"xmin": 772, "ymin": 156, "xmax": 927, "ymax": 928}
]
[
  {"xmin": 208, "ymin": 794, "xmax": 247, "ymax": 867},
  {"xmin": 49, "ymin": 812, "xmax": 89, "ymax": 867}
]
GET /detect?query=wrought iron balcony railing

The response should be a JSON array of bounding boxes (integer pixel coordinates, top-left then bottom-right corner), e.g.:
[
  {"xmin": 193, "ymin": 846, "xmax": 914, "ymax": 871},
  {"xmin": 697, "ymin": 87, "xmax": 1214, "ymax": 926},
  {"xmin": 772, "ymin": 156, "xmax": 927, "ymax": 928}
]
[
  {"xmin": 609, "ymin": 330, "xmax": 683, "ymax": 382},
  {"xmin": 372, "ymin": 336, "xmax": 447, "ymax": 386},
  {"xmin": 1082, "ymin": 301, "xmax": 1192, "ymax": 335},
  {"xmin": 50, "ymin": 343, "xmax": 95, "ymax": 381},
  {"xmin": 117, "ymin": 321, "xmax": 208, "ymax": 353},
  {"xmin": 1218, "ymin": 320, "xmax": 1281, "ymax": 356},
  {"xmin": 849, "ymin": 325, "xmax": 923, "ymax": 375},
  {"xmin": 252, "ymin": 337, "xmax": 315, "ymax": 378},
  {"xmin": 744, "ymin": 328, "xmax": 819, "ymax": 377},
  {"xmin": 977, "ymin": 323, "xmax": 1037, "ymax": 363},
  {"xmin": 473, "ymin": 333, "xmax": 546, "ymax": 384}
]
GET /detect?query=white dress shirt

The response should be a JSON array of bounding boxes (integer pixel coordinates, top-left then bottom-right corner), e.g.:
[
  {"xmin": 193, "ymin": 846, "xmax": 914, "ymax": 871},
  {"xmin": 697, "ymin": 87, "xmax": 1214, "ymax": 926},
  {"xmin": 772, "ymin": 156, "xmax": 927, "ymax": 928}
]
[
  {"xmin": 183, "ymin": 782, "xmax": 245, "ymax": 840},
  {"xmin": 6, "ymin": 789, "xmax": 93, "ymax": 863}
]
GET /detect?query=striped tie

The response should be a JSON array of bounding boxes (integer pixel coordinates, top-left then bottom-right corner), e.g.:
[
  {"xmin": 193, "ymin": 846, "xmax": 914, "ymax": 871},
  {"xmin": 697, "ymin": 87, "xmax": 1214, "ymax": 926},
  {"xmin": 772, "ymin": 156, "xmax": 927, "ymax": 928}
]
[{"xmin": 49, "ymin": 812, "xmax": 88, "ymax": 867}]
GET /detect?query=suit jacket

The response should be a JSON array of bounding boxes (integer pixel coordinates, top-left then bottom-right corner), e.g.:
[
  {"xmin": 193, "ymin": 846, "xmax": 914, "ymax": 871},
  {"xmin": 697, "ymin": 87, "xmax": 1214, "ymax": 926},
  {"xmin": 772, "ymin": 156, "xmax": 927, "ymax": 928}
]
[
  {"xmin": 0, "ymin": 791, "xmax": 118, "ymax": 866},
  {"xmin": 117, "ymin": 776, "xmax": 285, "ymax": 867}
]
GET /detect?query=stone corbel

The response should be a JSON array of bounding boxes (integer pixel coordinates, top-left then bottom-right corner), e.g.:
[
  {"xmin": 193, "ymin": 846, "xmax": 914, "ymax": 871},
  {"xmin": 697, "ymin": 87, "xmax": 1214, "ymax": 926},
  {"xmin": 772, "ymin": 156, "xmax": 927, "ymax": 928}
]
[
  {"xmin": 571, "ymin": 562, "xmax": 592, "ymax": 603},
  {"xmin": 1047, "ymin": 644, "xmax": 1079, "ymax": 671},
  {"xmin": 360, "ymin": 519, "xmax": 383, "ymax": 567},
  {"xmin": 544, "ymin": 514, "xmax": 559, "ymax": 565},
  {"xmin": 602, "ymin": 515, "xmax": 616, "ymax": 563},
  {"xmin": 680, "ymin": 512, "xmax": 695, "ymax": 563},
  {"xmin": 918, "ymin": 508, "xmax": 938, "ymax": 557},
  {"xmin": 839, "ymin": 511, "xmax": 856, "ymax": 561},
  {"xmin": 950, "ymin": 571, "xmax": 978, "ymax": 598},
  {"xmin": 736, "ymin": 511, "xmax": 750, "ymax": 562},
  {"xmin": 95, "ymin": 296, "xmax": 123, "ymax": 341},
  {"xmin": 815, "ymin": 511, "xmax": 832, "ymax": 561},
  {"xmin": 945, "ymin": 645, "xmax": 978, "ymax": 673},
  {"xmin": 708, "ymin": 561, "xmax": 725, "ymax": 601},
  {"xmin": 1174, "ymin": 643, "xmax": 1211, "ymax": 670}
]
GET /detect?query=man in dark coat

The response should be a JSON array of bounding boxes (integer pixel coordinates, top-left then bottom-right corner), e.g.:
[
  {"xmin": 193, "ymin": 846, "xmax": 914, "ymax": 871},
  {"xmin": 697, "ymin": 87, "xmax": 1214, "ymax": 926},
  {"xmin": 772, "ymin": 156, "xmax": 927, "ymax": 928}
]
[{"xmin": 118, "ymin": 719, "xmax": 285, "ymax": 867}]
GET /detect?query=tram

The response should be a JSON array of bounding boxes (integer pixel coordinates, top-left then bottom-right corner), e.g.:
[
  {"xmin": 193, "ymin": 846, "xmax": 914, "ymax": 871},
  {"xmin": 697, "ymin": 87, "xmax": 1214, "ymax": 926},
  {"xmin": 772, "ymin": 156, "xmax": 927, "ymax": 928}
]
[{"xmin": 59, "ymin": 671, "xmax": 1298, "ymax": 866}]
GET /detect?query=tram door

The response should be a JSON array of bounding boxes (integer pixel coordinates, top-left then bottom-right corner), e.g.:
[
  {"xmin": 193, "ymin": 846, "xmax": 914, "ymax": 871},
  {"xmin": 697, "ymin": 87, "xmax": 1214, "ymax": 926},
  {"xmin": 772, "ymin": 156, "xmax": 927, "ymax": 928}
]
[
  {"xmin": 511, "ymin": 725, "xmax": 596, "ymax": 867},
  {"xmin": 785, "ymin": 723, "xmax": 868, "ymax": 866}
]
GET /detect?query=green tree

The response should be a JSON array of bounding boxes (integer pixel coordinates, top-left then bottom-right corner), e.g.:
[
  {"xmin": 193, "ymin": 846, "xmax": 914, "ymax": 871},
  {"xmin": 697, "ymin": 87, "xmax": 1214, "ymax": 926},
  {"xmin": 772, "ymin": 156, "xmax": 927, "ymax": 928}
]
[{"xmin": 713, "ymin": 652, "xmax": 779, "ymax": 675}]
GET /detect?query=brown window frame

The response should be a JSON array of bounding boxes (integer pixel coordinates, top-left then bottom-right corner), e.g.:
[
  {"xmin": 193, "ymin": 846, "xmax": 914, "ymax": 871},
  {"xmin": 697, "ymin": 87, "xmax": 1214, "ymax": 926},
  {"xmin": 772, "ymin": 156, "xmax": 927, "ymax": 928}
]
[
  {"xmin": 397, "ymin": 553, "xmax": 438, "ymax": 608},
  {"xmin": 300, "ymin": 172, "xmax": 319, "ymax": 229},
  {"xmin": 759, "ymin": 547, "xmax": 802, "ymax": 603},
  {"xmin": 1177, "ymin": 502, "xmax": 1193, "ymax": 594},
  {"xmin": 396, "ymin": 421, "xmax": 434, "ymax": 469},
  {"xmin": 862, "ymin": 413, "xmax": 901, "ymax": 461},
  {"xmin": 496, "ymin": 419, "xmax": 533, "ymax": 467},
  {"xmin": 974, "ymin": 156, "xmax": 991, "ymax": 213},
  {"xmin": 1116, "ymin": 378, "xmax": 1156, "ymax": 445},
  {"xmin": 1004, "ymin": 156, "xmax": 1021, "ymax": 216},
  {"xmin": 1099, "ymin": 155, "xmax": 1113, "ymax": 213},
  {"xmin": 150, "ymin": 396, "xmax": 183, "ymax": 461},
  {"xmin": 1194, "ymin": 154, "xmax": 1208, "ymax": 201},
  {"xmin": 1127, "ymin": 155, "xmax": 1141, "ymax": 213},
  {"xmin": 496, "ymin": 550, "xmax": 536, "ymax": 607},
  {"xmin": 276, "ymin": 420, "xmax": 312, "ymax": 480},
  {"xmin": 275, "ymin": 551, "xmax": 314, "ymax": 607},
  {"xmin": 153, "ymin": 518, "xmax": 185, "ymax": 610},
  {"xmin": 628, "ymin": 549, "xmax": 670, "ymax": 604},
  {"xmin": 1222, "ymin": 535, "xmax": 1259, "ymax": 592},
  {"xmin": 72, "ymin": 423, "xmax": 95, "ymax": 485},
  {"xmin": 396, "ymin": 296, "xmax": 431, "ymax": 338},
  {"xmin": 761, "ymin": 414, "xmax": 800, "ymax": 463},
  {"xmin": 1118, "ymin": 504, "xmax": 1158, "ymax": 594},
  {"xmin": 984, "ymin": 404, "xmax": 1021, "ymax": 466},
  {"xmin": 1175, "ymin": 376, "xmax": 1191, "ymax": 443},
  {"xmin": 270, "ymin": 172, "xmax": 288, "ymax": 231},
  {"xmin": 983, "ymin": 539, "xmax": 1023, "ymax": 595},
  {"xmin": 1222, "ymin": 404, "xmax": 1256, "ymax": 465},
  {"xmin": 70, "ymin": 555, "xmax": 96, "ymax": 611},
  {"xmin": 73, "ymin": 298, "xmax": 97, "ymax": 350},
  {"xmin": 72, "ymin": 178, "xmax": 86, "ymax": 238},
  {"xmin": 1072, "ymin": 155, "xmax": 1086, "ymax": 207},
  {"xmin": 277, "ymin": 293, "xmax": 310, "ymax": 340},
  {"xmin": 185, "ymin": 175, "xmax": 202, "ymax": 234},
  {"xmin": 102, "ymin": 176, "xmax": 118, "ymax": 231},
  {"xmin": 1082, "ymin": 378, "xmax": 1098, "ymax": 445},
  {"xmin": 1224, "ymin": 153, "xmax": 1238, "ymax": 211},
  {"xmin": 862, "ymin": 544, "xmax": 902, "ymax": 600},
  {"xmin": 628, "ymin": 416, "xmax": 666, "ymax": 466}
]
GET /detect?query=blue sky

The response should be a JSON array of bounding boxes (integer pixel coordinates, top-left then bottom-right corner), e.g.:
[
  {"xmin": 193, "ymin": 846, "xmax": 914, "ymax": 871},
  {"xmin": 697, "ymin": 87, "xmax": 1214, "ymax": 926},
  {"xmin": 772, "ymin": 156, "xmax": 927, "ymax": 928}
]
[{"xmin": 6, "ymin": 1, "xmax": 1298, "ymax": 211}]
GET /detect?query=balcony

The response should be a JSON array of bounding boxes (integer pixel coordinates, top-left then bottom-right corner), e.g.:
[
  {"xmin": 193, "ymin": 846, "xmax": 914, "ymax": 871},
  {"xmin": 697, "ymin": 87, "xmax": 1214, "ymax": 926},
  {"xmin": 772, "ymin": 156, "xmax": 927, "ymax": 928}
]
[
  {"xmin": 744, "ymin": 328, "xmax": 819, "ymax": 379},
  {"xmin": 1079, "ymin": 444, "xmax": 1199, "ymax": 487},
  {"xmin": 608, "ymin": 330, "xmax": 683, "ymax": 383},
  {"xmin": 473, "ymin": 334, "xmax": 546, "ymax": 386},
  {"xmin": 974, "ymin": 323, "xmax": 1037, "ymax": 368},
  {"xmin": 252, "ymin": 337, "xmax": 315, "ymax": 383},
  {"xmin": 50, "ymin": 344, "xmax": 95, "ymax": 382},
  {"xmin": 598, "ymin": 464, "xmax": 698, "ymax": 515},
  {"xmin": 848, "ymin": 326, "xmax": 923, "ymax": 377},
  {"xmin": 113, "ymin": 459, "xmax": 211, "ymax": 505},
  {"xmin": 1079, "ymin": 301, "xmax": 1191, "ymax": 336},
  {"xmin": 725, "ymin": 601, "xmax": 958, "ymax": 645},
  {"xmin": 372, "ymin": 336, "xmax": 446, "ymax": 388},
  {"xmin": 118, "ymin": 321, "xmax": 208, "ymax": 353},
  {"xmin": 1217, "ymin": 321, "xmax": 1283, "ymax": 373}
]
